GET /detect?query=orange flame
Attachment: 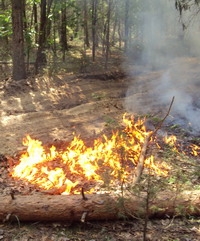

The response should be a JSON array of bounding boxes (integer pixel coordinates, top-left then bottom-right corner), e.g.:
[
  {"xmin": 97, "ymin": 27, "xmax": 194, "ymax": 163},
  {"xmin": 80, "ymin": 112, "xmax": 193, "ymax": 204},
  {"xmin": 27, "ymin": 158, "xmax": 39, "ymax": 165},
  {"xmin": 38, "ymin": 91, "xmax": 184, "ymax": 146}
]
[
  {"xmin": 190, "ymin": 144, "xmax": 200, "ymax": 157},
  {"xmin": 164, "ymin": 135, "xmax": 177, "ymax": 146},
  {"xmin": 11, "ymin": 114, "xmax": 171, "ymax": 194},
  {"xmin": 164, "ymin": 134, "xmax": 200, "ymax": 157}
]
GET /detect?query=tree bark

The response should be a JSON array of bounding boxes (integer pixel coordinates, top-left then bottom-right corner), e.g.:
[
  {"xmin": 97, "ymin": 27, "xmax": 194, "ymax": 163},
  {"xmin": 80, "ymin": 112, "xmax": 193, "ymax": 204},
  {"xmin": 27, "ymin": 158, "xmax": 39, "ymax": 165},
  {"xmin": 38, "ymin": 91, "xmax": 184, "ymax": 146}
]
[
  {"xmin": 35, "ymin": 0, "xmax": 47, "ymax": 74},
  {"xmin": 104, "ymin": 0, "xmax": 112, "ymax": 70},
  {"xmin": 83, "ymin": 0, "xmax": 90, "ymax": 48},
  {"xmin": 33, "ymin": 3, "xmax": 38, "ymax": 44},
  {"xmin": 11, "ymin": 0, "xmax": 26, "ymax": 80},
  {"xmin": 91, "ymin": 0, "xmax": 98, "ymax": 62},
  {"xmin": 0, "ymin": 190, "xmax": 199, "ymax": 223},
  {"xmin": 124, "ymin": 0, "xmax": 130, "ymax": 54},
  {"xmin": 60, "ymin": 2, "xmax": 68, "ymax": 52}
]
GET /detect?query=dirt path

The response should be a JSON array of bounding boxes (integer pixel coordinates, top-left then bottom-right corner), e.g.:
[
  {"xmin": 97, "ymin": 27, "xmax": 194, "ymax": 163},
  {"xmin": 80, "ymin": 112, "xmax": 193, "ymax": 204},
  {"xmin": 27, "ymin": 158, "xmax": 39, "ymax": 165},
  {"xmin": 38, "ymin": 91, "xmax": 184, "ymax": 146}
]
[
  {"xmin": 0, "ymin": 73, "xmax": 130, "ymax": 155},
  {"xmin": 1, "ymin": 57, "xmax": 200, "ymax": 155}
]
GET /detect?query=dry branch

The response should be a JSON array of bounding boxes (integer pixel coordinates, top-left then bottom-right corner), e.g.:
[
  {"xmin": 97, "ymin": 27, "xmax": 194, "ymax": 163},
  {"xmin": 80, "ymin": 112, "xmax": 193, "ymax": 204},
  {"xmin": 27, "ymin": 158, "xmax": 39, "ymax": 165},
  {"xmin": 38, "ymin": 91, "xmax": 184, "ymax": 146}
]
[
  {"xmin": 0, "ymin": 190, "xmax": 200, "ymax": 223},
  {"xmin": 132, "ymin": 97, "xmax": 175, "ymax": 185},
  {"xmin": 152, "ymin": 96, "xmax": 175, "ymax": 137},
  {"xmin": 132, "ymin": 133, "xmax": 152, "ymax": 185}
]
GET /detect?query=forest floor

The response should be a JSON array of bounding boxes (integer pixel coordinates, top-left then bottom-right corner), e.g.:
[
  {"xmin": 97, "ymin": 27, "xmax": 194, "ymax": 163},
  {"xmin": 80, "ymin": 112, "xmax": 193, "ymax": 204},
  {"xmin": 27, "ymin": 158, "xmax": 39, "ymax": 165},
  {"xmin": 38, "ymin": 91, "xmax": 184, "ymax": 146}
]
[{"xmin": 0, "ymin": 55, "xmax": 200, "ymax": 240}]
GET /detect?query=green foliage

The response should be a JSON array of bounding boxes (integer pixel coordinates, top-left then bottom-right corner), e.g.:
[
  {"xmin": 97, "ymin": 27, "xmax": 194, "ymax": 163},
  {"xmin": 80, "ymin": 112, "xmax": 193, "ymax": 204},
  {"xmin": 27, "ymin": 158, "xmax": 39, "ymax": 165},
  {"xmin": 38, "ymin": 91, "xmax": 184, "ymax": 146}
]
[{"xmin": 0, "ymin": 10, "xmax": 12, "ymax": 37}]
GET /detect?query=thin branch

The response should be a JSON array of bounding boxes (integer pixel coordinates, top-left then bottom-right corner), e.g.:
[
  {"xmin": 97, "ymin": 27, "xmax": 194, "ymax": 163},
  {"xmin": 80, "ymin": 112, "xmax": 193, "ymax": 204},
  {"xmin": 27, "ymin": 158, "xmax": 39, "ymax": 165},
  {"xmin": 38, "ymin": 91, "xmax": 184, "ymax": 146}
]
[
  {"xmin": 132, "ymin": 133, "xmax": 151, "ymax": 185},
  {"xmin": 81, "ymin": 187, "xmax": 88, "ymax": 200},
  {"xmin": 132, "ymin": 96, "xmax": 175, "ymax": 185},
  {"xmin": 151, "ymin": 96, "xmax": 175, "ymax": 138}
]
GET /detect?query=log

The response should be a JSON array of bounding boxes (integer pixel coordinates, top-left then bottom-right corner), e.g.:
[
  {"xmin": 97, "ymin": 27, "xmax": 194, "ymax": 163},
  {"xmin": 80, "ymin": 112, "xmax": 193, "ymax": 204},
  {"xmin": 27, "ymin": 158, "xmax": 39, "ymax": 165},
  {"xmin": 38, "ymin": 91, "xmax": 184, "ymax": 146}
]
[{"xmin": 0, "ymin": 190, "xmax": 200, "ymax": 223}]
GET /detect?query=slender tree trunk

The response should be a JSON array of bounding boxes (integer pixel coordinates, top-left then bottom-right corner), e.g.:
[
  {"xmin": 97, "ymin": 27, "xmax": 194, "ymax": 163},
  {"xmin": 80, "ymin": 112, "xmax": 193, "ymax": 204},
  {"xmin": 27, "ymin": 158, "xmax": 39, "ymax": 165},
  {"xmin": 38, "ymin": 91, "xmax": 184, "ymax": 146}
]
[
  {"xmin": 102, "ymin": 21, "xmax": 107, "ymax": 55},
  {"xmin": 83, "ymin": 0, "xmax": 90, "ymax": 48},
  {"xmin": 124, "ymin": 0, "xmax": 130, "ymax": 54},
  {"xmin": 92, "ymin": 0, "xmax": 98, "ymax": 62},
  {"xmin": 118, "ymin": 19, "xmax": 122, "ymax": 49},
  {"xmin": 60, "ymin": 2, "xmax": 68, "ymax": 51},
  {"xmin": 46, "ymin": 0, "xmax": 53, "ymax": 44},
  {"xmin": 35, "ymin": 0, "xmax": 53, "ymax": 73},
  {"xmin": 11, "ymin": 0, "xmax": 26, "ymax": 80},
  {"xmin": 111, "ymin": 6, "xmax": 117, "ymax": 46},
  {"xmin": 52, "ymin": 11, "xmax": 57, "ymax": 58},
  {"xmin": 105, "ymin": 0, "xmax": 112, "ymax": 70},
  {"xmin": 22, "ymin": 0, "xmax": 31, "ymax": 73},
  {"xmin": 33, "ymin": 3, "xmax": 38, "ymax": 44},
  {"xmin": 35, "ymin": 0, "xmax": 47, "ymax": 74}
]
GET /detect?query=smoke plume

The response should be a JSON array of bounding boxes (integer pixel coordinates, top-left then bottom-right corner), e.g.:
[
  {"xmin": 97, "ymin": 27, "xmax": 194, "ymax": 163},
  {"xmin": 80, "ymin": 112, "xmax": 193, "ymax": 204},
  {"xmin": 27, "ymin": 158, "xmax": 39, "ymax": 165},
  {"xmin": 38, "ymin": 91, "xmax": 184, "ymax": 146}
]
[{"xmin": 125, "ymin": 0, "xmax": 200, "ymax": 135}]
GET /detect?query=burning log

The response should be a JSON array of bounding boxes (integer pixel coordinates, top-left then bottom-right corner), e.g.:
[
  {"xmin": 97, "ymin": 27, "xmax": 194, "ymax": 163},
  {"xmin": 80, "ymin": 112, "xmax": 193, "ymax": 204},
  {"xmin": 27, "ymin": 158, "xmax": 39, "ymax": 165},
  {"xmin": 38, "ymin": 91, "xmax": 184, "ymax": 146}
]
[{"xmin": 0, "ymin": 190, "xmax": 200, "ymax": 223}]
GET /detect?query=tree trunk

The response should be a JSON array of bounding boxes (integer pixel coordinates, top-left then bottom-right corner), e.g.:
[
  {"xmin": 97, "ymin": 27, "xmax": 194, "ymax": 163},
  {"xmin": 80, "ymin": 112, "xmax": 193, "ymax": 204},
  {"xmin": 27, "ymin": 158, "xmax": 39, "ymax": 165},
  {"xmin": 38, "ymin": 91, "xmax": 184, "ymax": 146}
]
[
  {"xmin": 124, "ymin": 0, "xmax": 130, "ymax": 54},
  {"xmin": 11, "ymin": 0, "xmax": 26, "ymax": 80},
  {"xmin": 60, "ymin": 2, "xmax": 68, "ymax": 52},
  {"xmin": 91, "ymin": 0, "xmax": 98, "ymax": 62},
  {"xmin": 83, "ymin": 0, "xmax": 90, "ymax": 48},
  {"xmin": 33, "ymin": 3, "xmax": 38, "ymax": 44},
  {"xmin": 105, "ymin": 0, "xmax": 112, "ymax": 70},
  {"xmin": 1, "ymin": 190, "xmax": 199, "ymax": 222},
  {"xmin": 111, "ymin": 3, "xmax": 117, "ymax": 46},
  {"xmin": 35, "ymin": 0, "xmax": 47, "ymax": 74},
  {"xmin": 46, "ymin": 0, "xmax": 53, "ymax": 44}
]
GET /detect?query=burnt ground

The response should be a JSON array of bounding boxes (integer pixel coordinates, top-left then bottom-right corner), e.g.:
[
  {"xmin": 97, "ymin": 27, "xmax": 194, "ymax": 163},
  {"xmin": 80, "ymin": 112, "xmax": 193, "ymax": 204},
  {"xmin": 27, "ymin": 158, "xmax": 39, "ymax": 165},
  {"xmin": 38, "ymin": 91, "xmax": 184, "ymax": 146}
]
[{"xmin": 0, "ymin": 57, "xmax": 200, "ymax": 240}]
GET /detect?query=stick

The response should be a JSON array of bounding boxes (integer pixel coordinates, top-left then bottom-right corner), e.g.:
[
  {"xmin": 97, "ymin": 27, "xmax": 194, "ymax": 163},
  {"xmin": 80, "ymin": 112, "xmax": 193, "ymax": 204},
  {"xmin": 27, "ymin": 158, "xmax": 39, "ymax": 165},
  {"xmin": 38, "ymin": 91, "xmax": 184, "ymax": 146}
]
[
  {"xmin": 132, "ymin": 133, "xmax": 152, "ymax": 185},
  {"xmin": 132, "ymin": 96, "xmax": 175, "ymax": 185},
  {"xmin": 152, "ymin": 96, "xmax": 175, "ymax": 138}
]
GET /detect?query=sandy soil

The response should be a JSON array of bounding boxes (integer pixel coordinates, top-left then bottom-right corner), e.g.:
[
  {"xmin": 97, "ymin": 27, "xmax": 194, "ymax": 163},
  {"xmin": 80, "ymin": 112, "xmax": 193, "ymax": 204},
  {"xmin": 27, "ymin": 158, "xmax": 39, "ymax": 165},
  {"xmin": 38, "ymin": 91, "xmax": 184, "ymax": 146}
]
[{"xmin": 0, "ymin": 72, "xmax": 130, "ymax": 155}]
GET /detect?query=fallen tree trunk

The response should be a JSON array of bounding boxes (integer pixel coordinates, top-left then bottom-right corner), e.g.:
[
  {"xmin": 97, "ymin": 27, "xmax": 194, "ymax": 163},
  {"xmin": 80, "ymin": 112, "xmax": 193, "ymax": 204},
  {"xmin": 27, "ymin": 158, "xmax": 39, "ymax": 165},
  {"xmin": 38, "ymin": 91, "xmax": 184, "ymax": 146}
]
[{"xmin": 0, "ymin": 190, "xmax": 200, "ymax": 223}]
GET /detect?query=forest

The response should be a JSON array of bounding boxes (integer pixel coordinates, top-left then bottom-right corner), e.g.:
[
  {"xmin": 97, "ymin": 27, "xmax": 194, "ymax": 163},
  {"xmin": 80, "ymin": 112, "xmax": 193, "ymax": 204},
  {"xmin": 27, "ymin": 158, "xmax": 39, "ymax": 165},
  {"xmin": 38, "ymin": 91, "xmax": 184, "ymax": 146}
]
[
  {"xmin": 0, "ymin": 0, "xmax": 199, "ymax": 78},
  {"xmin": 0, "ymin": 0, "xmax": 200, "ymax": 241},
  {"xmin": 2, "ymin": 0, "xmax": 145, "ymax": 79}
]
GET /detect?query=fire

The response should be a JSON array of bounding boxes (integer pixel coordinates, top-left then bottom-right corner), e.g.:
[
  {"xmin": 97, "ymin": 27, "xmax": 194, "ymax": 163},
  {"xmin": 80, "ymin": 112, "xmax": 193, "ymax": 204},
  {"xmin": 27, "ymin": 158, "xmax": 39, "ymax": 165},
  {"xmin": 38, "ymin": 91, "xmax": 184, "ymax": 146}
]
[
  {"xmin": 11, "ymin": 114, "xmax": 170, "ymax": 194},
  {"xmin": 190, "ymin": 144, "xmax": 200, "ymax": 157},
  {"xmin": 164, "ymin": 135, "xmax": 177, "ymax": 146},
  {"xmin": 164, "ymin": 135, "xmax": 200, "ymax": 157},
  {"xmin": 163, "ymin": 135, "xmax": 179, "ymax": 153}
]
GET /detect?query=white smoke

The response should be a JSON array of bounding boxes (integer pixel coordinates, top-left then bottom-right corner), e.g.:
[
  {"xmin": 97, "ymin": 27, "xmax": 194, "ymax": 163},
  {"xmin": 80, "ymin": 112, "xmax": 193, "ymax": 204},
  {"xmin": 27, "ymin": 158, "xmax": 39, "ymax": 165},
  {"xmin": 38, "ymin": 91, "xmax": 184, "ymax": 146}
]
[
  {"xmin": 155, "ymin": 69, "xmax": 200, "ymax": 134},
  {"xmin": 125, "ymin": 0, "xmax": 200, "ymax": 135}
]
